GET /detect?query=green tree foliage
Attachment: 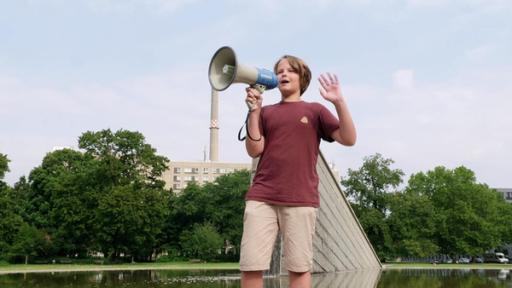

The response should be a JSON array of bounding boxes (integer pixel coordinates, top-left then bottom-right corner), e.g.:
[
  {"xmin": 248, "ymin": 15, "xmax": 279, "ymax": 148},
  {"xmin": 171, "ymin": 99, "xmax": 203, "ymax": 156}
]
[
  {"xmin": 9, "ymin": 223, "xmax": 49, "ymax": 264},
  {"xmin": 78, "ymin": 129, "xmax": 168, "ymax": 188},
  {"xmin": 341, "ymin": 153, "xmax": 404, "ymax": 260},
  {"xmin": 352, "ymin": 205, "xmax": 394, "ymax": 260},
  {"xmin": 0, "ymin": 192, "xmax": 24, "ymax": 259},
  {"xmin": 496, "ymin": 199, "xmax": 512, "ymax": 245},
  {"xmin": 26, "ymin": 149, "xmax": 98, "ymax": 257},
  {"xmin": 342, "ymin": 153, "xmax": 404, "ymax": 213},
  {"xmin": 78, "ymin": 129, "xmax": 169, "ymax": 261},
  {"xmin": 202, "ymin": 171, "xmax": 249, "ymax": 251},
  {"xmin": 94, "ymin": 185, "xmax": 168, "ymax": 261},
  {"xmin": 387, "ymin": 192, "xmax": 438, "ymax": 257},
  {"xmin": 17, "ymin": 129, "xmax": 170, "ymax": 261},
  {"xmin": 0, "ymin": 153, "xmax": 9, "ymax": 180},
  {"xmin": 342, "ymin": 154, "xmax": 511, "ymax": 260},
  {"xmin": 406, "ymin": 166, "xmax": 504, "ymax": 256},
  {"xmin": 0, "ymin": 154, "xmax": 24, "ymax": 260},
  {"xmin": 167, "ymin": 170, "xmax": 249, "ymax": 260},
  {"xmin": 180, "ymin": 223, "xmax": 223, "ymax": 261}
]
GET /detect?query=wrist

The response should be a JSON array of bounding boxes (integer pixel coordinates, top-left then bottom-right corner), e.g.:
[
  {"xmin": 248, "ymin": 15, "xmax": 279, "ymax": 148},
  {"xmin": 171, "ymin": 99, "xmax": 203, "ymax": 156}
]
[
  {"xmin": 249, "ymin": 107, "xmax": 261, "ymax": 114},
  {"xmin": 331, "ymin": 97, "xmax": 345, "ymax": 106}
]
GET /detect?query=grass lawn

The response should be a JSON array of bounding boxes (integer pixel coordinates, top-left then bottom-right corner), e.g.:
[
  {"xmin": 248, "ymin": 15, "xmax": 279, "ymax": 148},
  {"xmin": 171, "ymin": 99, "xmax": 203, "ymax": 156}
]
[{"xmin": 0, "ymin": 262, "xmax": 240, "ymax": 274}]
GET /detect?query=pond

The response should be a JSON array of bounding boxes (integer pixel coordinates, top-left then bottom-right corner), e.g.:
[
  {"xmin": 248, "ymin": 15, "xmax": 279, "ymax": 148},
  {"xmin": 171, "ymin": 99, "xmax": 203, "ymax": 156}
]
[{"xmin": 0, "ymin": 268, "xmax": 511, "ymax": 287}]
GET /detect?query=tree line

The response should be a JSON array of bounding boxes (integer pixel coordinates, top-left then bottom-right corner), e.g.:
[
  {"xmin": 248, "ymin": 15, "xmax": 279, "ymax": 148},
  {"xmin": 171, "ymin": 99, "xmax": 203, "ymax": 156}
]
[
  {"xmin": 0, "ymin": 129, "xmax": 248, "ymax": 263},
  {"xmin": 343, "ymin": 154, "xmax": 512, "ymax": 261},
  {"xmin": 1, "ymin": 129, "xmax": 511, "ymax": 263}
]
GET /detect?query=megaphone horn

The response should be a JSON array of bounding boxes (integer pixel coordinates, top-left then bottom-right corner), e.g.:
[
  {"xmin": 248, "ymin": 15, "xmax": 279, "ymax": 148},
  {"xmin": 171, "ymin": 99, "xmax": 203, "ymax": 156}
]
[{"xmin": 208, "ymin": 46, "xmax": 278, "ymax": 92}]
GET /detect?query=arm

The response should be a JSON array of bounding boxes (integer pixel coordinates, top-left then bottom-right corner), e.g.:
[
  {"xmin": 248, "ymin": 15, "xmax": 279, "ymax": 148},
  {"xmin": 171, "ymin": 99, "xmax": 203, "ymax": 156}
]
[
  {"xmin": 244, "ymin": 87, "xmax": 265, "ymax": 157},
  {"xmin": 318, "ymin": 73, "xmax": 357, "ymax": 146}
]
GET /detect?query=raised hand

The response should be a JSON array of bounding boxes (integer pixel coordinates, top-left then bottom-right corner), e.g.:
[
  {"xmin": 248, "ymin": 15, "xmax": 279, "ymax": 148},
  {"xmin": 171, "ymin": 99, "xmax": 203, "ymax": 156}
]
[{"xmin": 318, "ymin": 73, "xmax": 343, "ymax": 104}]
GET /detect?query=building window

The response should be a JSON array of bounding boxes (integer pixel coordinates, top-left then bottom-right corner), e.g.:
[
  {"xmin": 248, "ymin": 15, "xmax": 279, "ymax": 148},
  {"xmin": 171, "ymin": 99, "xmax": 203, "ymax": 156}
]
[
  {"xmin": 203, "ymin": 168, "xmax": 209, "ymax": 174},
  {"xmin": 192, "ymin": 168, "xmax": 199, "ymax": 174},
  {"xmin": 173, "ymin": 176, "xmax": 180, "ymax": 181},
  {"xmin": 173, "ymin": 183, "xmax": 181, "ymax": 189},
  {"xmin": 183, "ymin": 176, "xmax": 197, "ymax": 182},
  {"xmin": 506, "ymin": 192, "xmax": 512, "ymax": 200},
  {"xmin": 174, "ymin": 167, "xmax": 181, "ymax": 173},
  {"xmin": 203, "ymin": 176, "xmax": 209, "ymax": 182},
  {"xmin": 183, "ymin": 167, "xmax": 193, "ymax": 173}
]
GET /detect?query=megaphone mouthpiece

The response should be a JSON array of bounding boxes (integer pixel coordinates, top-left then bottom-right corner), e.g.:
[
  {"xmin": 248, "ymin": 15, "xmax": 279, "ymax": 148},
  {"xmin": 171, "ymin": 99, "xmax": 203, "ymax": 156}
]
[{"xmin": 222, "ymin": 65, "xmax": 235, "ymax": 75}]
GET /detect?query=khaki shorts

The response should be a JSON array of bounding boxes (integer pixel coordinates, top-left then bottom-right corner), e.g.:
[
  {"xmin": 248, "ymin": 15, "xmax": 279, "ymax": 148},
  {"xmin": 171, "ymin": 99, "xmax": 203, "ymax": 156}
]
[{"xmin": 239, "ymin": 200, "xmax": 317, "ymax": 273}]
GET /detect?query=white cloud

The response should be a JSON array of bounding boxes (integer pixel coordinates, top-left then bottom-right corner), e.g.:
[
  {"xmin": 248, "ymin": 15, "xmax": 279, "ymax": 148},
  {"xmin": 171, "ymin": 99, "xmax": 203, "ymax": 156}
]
[{"xmin": 392, "ymin": 69, "xmax": 414, "ymax": 90}]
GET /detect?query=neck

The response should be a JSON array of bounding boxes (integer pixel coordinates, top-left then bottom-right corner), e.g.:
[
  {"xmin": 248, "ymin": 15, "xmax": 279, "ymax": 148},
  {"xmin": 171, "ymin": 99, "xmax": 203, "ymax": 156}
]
[{"xmin": 281, "ymin": 92, "xmax": 301, "ymax": 102}]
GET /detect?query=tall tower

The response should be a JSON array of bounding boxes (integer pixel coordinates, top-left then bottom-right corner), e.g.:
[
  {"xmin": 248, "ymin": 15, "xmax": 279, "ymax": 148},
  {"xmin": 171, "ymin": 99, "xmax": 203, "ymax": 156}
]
[{"xmin": 209, "ymin": 89, "xmax": 219, "ymax": 162}]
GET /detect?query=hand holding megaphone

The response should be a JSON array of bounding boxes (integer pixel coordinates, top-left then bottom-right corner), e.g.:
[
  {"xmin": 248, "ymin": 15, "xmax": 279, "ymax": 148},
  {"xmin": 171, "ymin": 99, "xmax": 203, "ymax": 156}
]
[
  {"xmin": 245, "ymin": 87, "xmax": 263, "ymax": 111},
  {"xmin": 208, "ymin": 46, "xmax": 278, "ymax": 111}
]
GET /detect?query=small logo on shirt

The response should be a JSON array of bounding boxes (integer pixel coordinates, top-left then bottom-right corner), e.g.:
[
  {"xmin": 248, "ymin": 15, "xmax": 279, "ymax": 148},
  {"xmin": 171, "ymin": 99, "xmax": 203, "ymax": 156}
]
[{"xmin": 300, "ymin": 116, "xmax": 309, "ymax": 124}]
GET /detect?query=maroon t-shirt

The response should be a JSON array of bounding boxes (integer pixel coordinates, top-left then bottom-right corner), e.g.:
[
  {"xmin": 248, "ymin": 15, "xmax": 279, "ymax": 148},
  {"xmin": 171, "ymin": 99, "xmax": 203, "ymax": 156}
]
[{"xmin": 246, "ymin": 101, "xmax": 340, "ymax": 208}]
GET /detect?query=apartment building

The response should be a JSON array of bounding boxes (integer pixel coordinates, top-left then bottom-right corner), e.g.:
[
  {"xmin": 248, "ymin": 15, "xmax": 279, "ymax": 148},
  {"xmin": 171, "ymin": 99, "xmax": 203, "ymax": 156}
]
[
  {"xmin": 496, "ymin": 188, "xmax": 512, "ymax": 203},
  {"xmin": 162, "ymin": 161, "xmax": 251, "ymax": 193}
]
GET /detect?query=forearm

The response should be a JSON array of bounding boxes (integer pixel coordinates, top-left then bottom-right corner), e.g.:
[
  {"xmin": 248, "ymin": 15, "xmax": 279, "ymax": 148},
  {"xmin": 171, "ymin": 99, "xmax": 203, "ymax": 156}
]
[
  {"xmin": 332, "ymin": 99, "xmax": 357, "ymax": 146},
  {"xmin": 245, "ymin": 111, "xmax": 265, "ymax": 157}
]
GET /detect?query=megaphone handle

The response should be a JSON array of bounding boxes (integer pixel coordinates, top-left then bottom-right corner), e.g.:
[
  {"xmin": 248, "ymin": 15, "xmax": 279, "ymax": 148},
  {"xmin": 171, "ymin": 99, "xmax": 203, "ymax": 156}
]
[
  {"xmin": 246, "ymin": 84, "xmax": 267, "ymax": 111},
  {"xmin": 252, "ymin": 84, "xmax": 267, "ymax": 94}
]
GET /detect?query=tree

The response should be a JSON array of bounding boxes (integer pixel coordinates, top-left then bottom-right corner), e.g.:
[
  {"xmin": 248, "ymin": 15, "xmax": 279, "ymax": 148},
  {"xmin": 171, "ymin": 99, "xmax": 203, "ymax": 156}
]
[
  {"xmin": 0, "ymin": 153, "xmax": 9, "ymax": 180},
  {"xmin": 341, "ymin": 153, "xmax": 404, "ymax": 213},
  {"xmin": 9, "ymin": 224, "xmax": 48, "ymax": 264},
  {"xmin": 202, "ymin": 170, "xmax": 249, "ymax": 255},
  {"xmin": 387, "ymin": 192, "xmax": 438, "ymax": 257},
  {"xmin": 180, "ymin": 223, "xmax": 223, "ymax": 261},
  {"xmin": 94, "ymin": 185, "xmax": 168, "ymax": 261},
  {"xmin": 341, "ymin": 153, "xmax": 404, "ymax": 260},
  {"xmin": 0, "ymin": 191, "xmax": 24, "ymax": 259},
  {"xmin": 165, "ymin": 182, "xmax": 206, "ymax": 251},
  {"xmin": 26, "ymin": 149, "xmax": 98, "ymax": 257},
  {"xmin": 78, "ymin": 129, "xmax": 168, "ymax": 188},
  {"xmin": 21, "ymin": 129, "xmax": 170, "ymax": 260},
  {"xmin": 407, "ymin": 166, "xmax": 503, "ymax": 256},
  {"xmin": 166, "ymin": 170, "xmax": 249, "ymax": 260},
  {"xmin": 0, "ymin": 153, "xmax": 24, "ymax": 260}
]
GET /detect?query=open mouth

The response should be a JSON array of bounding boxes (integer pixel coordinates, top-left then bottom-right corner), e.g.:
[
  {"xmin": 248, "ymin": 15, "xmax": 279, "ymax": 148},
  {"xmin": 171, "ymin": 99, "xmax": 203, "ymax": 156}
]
[{"xmin": 280, "ymin": 79, "xmax": 290, "ymax": 84}]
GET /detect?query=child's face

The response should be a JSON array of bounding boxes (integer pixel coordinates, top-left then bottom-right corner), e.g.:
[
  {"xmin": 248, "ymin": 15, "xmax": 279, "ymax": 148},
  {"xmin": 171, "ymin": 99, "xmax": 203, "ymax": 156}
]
[{"xmin": 276, "ymin": 59, "xmax": 301, "ymax": 97}]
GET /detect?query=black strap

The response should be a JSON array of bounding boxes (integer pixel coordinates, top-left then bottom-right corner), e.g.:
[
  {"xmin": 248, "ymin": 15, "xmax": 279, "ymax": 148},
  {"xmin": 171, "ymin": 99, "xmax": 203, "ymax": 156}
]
[{"xmin": 238, "ymin": 111, "xmax": 262, "ymax": 142}]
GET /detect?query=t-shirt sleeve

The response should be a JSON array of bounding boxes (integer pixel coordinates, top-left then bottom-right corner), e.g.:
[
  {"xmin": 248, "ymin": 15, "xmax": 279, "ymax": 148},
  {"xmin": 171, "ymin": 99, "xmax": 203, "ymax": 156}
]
[{"xmin": 318, "ymin": 104, "xmax": 340, "ymax": 142}]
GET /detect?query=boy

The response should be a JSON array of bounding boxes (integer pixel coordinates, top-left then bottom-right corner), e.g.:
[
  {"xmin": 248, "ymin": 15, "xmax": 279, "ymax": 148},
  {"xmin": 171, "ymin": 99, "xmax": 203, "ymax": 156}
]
[{"xmin": 240, "ymin": 55, "xmax": 356, "ymax": 288}]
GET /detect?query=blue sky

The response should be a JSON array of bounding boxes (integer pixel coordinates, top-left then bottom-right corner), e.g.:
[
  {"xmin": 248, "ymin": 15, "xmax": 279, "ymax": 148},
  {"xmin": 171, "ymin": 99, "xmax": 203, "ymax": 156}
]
[{"xmin": 1, "ymin": 0, "xmax": 511, "ymax": 188}]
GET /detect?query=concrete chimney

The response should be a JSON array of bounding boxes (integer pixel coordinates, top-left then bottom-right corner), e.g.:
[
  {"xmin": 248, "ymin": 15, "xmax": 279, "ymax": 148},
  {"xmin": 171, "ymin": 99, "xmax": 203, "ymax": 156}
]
[{"xmin": 209, "ymin": 89, "xmax": 219, "ymax": 161}]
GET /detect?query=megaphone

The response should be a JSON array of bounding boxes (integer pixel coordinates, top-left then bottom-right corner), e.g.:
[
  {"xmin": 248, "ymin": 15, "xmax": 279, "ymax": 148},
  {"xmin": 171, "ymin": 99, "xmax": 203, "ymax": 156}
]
[{"xmin": 208, "ymin": 46, "xmax": 278, "ymax": 93}]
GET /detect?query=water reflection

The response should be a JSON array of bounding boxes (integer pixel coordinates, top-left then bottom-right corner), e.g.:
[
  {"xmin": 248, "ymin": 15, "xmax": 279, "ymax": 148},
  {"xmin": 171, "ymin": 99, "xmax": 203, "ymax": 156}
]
[
  {"xmin": 378, "ymin": 268, "xmax": 512, "ymax": 288},
  {"xmin": 1, "ymin": 268, "xmax": 512, "ymax": 287}
]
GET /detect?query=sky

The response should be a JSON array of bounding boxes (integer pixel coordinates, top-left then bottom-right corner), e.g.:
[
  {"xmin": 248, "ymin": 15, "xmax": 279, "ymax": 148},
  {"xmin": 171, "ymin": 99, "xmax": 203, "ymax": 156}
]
[{"xmin": 1, "ymin": 0, "xmax": 511, "ymax": 188}]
